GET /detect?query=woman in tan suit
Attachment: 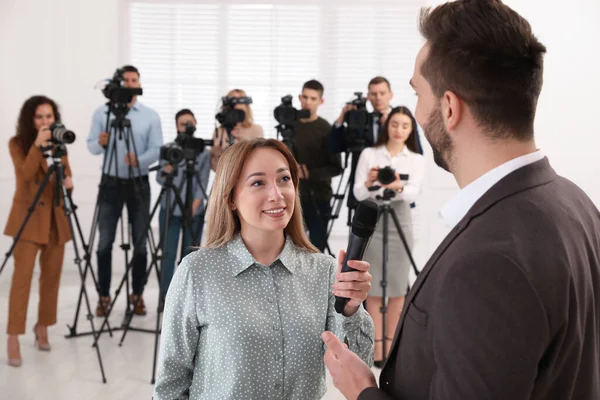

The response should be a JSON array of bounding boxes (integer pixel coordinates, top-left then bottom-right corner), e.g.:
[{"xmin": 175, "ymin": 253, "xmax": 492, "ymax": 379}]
[
  {"xmin": 4, "ymin": 95, "xmax": 73, "ymax": 367},
  {"xmin": 210, "ymin": 88, "xmax": 264, "ymax": 171}
]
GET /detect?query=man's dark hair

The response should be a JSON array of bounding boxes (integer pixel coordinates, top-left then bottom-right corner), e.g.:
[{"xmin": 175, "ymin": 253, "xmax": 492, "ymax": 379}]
[
  {"xmin": 175, "ymin": 109, "xmax": 195, "ymax": 124},
  {"xmin": 122, "ymin": 65, "xmax": 140, "ymax": 78},
  {"xmin": 368, "ymin": 76, "xmax": 391, "ymax": 91},
  {"xmin": 419, "ymin": 0, "xmax": 546, "ymax": 140},
  {"xmin": 302, "ymin": 80, "xmax": 324, "ymax": 97}
]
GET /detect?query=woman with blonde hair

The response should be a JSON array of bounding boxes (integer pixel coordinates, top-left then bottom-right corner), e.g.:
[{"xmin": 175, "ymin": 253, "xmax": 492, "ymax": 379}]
[
  {"xmin": 154, "ymin": 138, "xmax": 374, "ymax": 400},
  {"xmin": 210, "ymin": 88, "xmax": 264, "ymax": 171}
]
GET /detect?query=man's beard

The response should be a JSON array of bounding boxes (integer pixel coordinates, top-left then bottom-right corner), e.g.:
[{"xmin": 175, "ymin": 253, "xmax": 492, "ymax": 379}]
[{"xmin": 423, "ymin": 105, "xmax": 453, "ymax": 173}]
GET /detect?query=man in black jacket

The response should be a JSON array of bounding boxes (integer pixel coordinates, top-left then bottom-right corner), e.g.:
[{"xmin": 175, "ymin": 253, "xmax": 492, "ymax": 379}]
[{"xmin": 323, "ymin": 1, "xmax": 600, "ymax": 399}]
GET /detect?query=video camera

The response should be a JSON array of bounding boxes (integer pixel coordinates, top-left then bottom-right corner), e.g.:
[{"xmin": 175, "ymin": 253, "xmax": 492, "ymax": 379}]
[
  {"xmin": 215, "ymin": 96, "xmax": 251, "ymax": 129},
  {"xmin": 49, "ymin": 122, "xmax": 76, "ymax": 145},
  {"xmin": 102, "ymin": 68, "xmax": 143, "ymax": 105},
  {"xmin": 273, "ymin": 95, "xmax": 310, "ymax": 152},
  {"xmin": 160, "ymin": 122, "xmax": 213, "ymax": 165},
  {"xmin": 343, "ymin": 92, "xmax": 370, "ymax": 152}
]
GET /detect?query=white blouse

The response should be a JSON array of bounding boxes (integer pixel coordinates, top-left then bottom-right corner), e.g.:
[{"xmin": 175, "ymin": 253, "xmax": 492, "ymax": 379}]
[{"xmin": 353, "ymin": 145, "xmax": 426, "ymax": 204}]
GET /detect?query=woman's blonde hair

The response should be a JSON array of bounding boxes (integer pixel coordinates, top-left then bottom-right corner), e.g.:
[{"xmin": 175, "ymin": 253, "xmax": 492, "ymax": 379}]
[
  {"xmin": 227, "ymin": 88, "xmax": 254, "ymax": 128},
  {"xmin": 204, "ymin": 138, "xmax": 318, "ymax": 253}
]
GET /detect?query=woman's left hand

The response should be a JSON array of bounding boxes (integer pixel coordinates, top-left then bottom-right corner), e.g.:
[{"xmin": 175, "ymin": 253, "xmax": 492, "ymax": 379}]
[
  {"xmin": 332, "ymin": 250, "xmax": 372, "ymax": 317},
  {"xmin": 382, "ymin": 173, "xmax": 404, "ymax": 192},
  {"xmin": 63, "ymin": 176, "xmax": 73, "ymax": 190}
]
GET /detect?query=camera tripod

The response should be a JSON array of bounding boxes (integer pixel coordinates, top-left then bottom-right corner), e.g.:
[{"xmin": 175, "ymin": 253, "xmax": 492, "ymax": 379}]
[
  {"xmin": 372, "ymin": 188, "xmax": 420, "ymax": 363},
  {"xmin": 66, "ymin": 104, "xmax": 158, "ymax": 347},
  {"xmin": 0, "ymin": 145, "xmax": 107, "ymax": 382},
  {"xmin": 93, "ymin": 153, "xmax": 209, "ymax": 384}
]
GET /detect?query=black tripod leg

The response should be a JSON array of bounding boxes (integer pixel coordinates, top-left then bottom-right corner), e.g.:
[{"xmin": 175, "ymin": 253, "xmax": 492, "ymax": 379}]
[
  {"xmin": 55, "ymin": 163, "xmax": 108, "ymax": 383},
  {"xmin": 381, "ymin": 206, "xmax": 389, "ymax": 363},
  {"xmin": 92, "ymin": 186, "xmax": 164, "ymax": 347},
  {"xmin": 389, "ymin": 208, "xmax": 419, "ymax": 277}
]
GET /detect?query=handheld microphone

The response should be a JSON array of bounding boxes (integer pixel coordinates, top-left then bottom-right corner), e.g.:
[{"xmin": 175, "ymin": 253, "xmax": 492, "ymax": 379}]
[{"xmin": 335, "ymin": 199, "xmax": 379, "ymax": 314}]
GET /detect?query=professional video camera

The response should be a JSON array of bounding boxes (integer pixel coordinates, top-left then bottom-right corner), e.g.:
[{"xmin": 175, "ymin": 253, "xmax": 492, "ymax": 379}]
[
  {"xmin": 49, "ymin": 122, "xmax": 76, "ymax": 144},
  {"xmin": 343, "ymin": 92, "xmax": 370, "ymax": 152},
  {"xmin": 102, "ymin": 68, "xmax": 143, "ymax": 104},
  {"xmin": 273, "ymin": 95, "xmax": 310, "ymax": 152},
  {"xmin": 160, "ymin": 122, "xmax": 213, "ymax": 165},
  {"xmin": 216, "ymin": 96, "xmax": 250, "ymax": 128}
]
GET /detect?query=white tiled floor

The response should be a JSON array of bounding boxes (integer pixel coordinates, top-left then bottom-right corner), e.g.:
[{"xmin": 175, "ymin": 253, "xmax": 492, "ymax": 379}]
[{"xmin": 0, "ymin": 233, "xmax": 381, "ymax": 400}]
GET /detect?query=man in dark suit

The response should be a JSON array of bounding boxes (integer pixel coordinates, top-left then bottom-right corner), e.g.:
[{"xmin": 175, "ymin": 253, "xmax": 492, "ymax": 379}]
[{"xmin": 322, "ymin": 1, "xmax": 600, "ymax": 399}]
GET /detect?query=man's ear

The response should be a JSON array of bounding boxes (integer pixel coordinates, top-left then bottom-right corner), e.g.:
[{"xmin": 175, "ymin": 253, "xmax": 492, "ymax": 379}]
[{"xmin": 442, "ymin": 90, "xmax": 462, "ymax": 131}]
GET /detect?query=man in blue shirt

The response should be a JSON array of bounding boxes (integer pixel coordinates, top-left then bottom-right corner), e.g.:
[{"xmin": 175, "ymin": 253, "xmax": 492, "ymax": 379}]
[{"xmin": 87, "ymin": 65, "xmax": 163, "ymax": 317}]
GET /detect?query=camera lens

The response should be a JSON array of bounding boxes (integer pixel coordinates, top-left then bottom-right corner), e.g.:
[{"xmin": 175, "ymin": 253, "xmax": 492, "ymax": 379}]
[
  {"xmin": 377, "ymin": 166, "xmax": 396, "ymax": 185},
  {"xmin": 50, "ymin": 123, "xmax": 76, "ymax": 144}
]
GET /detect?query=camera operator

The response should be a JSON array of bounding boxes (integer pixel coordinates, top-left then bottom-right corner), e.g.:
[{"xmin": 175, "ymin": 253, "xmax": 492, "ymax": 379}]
[
  {"xmin": 352, "ymin": 106, "xmax": 425, "ymax": 367},
  {"xmin": 291, "ymin": 80, "xmax": 342, "ymax": 251},
  {"xmin": 156, "ymin": 109, "xmax": 210, "ymax": 297},
  {"xmin": 329, "ymin": 77, "xmax": 423, "ymax": 216},
  {"xmin": 4, "ymin": 96, "xmax": 74, "ymax": 367},
  {"xmin": 87, "ymin": 65, "xmax": 163, "ymax": 317},
  {"xmin": 210, "ymin": 88, "xmax": 263, "ymax": 171}
]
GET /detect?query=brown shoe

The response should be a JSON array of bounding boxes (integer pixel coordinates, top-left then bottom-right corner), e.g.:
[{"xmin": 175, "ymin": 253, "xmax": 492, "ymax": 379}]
[
  {"xmin": 129, "ymin": 295, "xmax": 147, "ymax": 316},
  {"xmin": 96, "ymin": 296, "xmax": 111, "ymax": 317}
]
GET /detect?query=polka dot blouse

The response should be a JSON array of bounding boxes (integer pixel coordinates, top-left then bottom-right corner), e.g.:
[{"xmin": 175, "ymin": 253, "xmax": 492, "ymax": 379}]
[{"xmin": 153, "ymin": 234, "xmax": 374, "ymax": 399}]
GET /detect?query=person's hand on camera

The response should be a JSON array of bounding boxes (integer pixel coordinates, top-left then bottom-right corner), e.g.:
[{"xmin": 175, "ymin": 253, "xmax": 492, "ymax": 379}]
[
  {"xmin": 98, "ymin": 132, "xmax": 110, "ymax": 147},
  {"xmin": 125, "ymin": 152, "xmax": 138, "ymax": 167},
  {"xmin": 34, "ymin": 126, "xmax": 52, "ymax": 148},
  {"xmin": 163, "ymin": 164, "xmax": 174, "ymax": 174},
  {"xmin": 381, "ymin": 173, "xmax": 404, "ymax": 192},
  {"xmin": 336, "ymin": 104, "xmax": 357, "ymax": 125},
  {"xmin": 63, "ymin": 176, "xmax": 73, "ymax": 190},
  {"xmin": 364, "ymin": 167, "xmax": 379, "ymax": 188}
]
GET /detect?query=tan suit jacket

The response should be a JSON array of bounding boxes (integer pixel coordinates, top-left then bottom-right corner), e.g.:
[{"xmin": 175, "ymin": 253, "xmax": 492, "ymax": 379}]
[{"xmin": 4, "ymin": 138, "xmax": 72, "ymax": 246}]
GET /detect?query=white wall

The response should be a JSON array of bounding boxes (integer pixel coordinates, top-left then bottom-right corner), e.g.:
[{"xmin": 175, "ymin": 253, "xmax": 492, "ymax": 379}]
[{"xmin": 0, "ymin": 0, "xmax": 599, "ymax": 272}]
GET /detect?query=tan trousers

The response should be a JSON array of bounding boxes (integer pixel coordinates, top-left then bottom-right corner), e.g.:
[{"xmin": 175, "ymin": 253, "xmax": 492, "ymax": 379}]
[{"xmin": 7, "ymin": 214, "xmax": 64, "ymax": 335}]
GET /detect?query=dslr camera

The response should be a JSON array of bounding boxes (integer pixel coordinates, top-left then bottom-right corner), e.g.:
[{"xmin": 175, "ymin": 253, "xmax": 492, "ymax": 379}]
[
  {"xmin": 376, "ymin": 166, "xmax": 409, "ymax": 185},
  {"xmin": 160, "ymin": 122, "xmax": 213, "ymax": 165},
  {"xmin": 343, "ymin": 92, "xmax": 370, "ymax": 152},
  {"xmin": 49, "ymin": 122, "xmax": 76, "ymax": 145}
]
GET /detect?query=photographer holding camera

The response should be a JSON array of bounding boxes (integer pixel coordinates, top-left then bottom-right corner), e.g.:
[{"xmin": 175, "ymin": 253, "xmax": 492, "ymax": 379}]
[
  {"xmin": 210, "ymin": 89, "xmax": 263, "ymax": 171},
  {"xmin": 156, "ymin": 109, "xmax": 210, "ymax": 297},
  {"xmin": 291, "ymin": 80, "xmax": 342, "ymax": 251},
  {"xmin": 87, "ymin": 65, "xmax": 163, "ymax": 317},
  {"xmin": 352, "ymin": 106, "xmax": 425, "ymax": 367},
  {"xmin": 4, "ymin": 96, "xmax": 74, "ymax": 367}
]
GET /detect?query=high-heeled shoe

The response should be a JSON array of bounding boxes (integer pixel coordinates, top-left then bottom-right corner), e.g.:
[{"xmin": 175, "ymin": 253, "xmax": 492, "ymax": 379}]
[
  {"xmin": 7, "ymin": 335, "xmax": 22, "ymax": 367},
  {"xmin": 33, "ymin": 323, "xmax": 51, "ymax": 351}
]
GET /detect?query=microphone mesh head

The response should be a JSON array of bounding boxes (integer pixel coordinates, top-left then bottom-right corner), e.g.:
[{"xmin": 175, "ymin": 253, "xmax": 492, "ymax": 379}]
[{"xmin": 351, "ymin": 199, "xmax": 379, "ymax": 238}]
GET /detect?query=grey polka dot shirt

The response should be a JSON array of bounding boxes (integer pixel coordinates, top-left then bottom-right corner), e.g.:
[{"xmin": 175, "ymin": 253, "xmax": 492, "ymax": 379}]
[{"xmin": 154, "ymin": 234, "xmax": 374, "ymax": 399}]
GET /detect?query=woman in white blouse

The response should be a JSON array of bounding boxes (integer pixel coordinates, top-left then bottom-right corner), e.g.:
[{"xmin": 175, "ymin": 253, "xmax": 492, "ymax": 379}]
[{"xmin": 353, "ymin": 106, "xmax": 425, "ymax": 367}]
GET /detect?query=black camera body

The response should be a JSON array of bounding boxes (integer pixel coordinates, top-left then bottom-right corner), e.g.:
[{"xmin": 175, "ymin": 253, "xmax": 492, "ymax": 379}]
[
  {"xmin": 160, "ymin": 122, "xmax": 213, "ymax": 165},
  {"xmin": 215, "ymin": 96, "xmax": 251, "ymax": 130},
  {"xmin": 49, "ymin": 122, "xmax": 76, "ymax": 144},
  {"xmin": 377, "ymin": 166, "xmax": 409, "ymax": 185},
  {"xmin": 273, "ymin": 95, "xmax": 311, "ymax": 129},
  {"xmin": 343, "ymin": 92, "xmax": 371, "ymax": 153},
  {"xmin": 102, "ymin": 68, "xmax": 143, "ymax": 106}
]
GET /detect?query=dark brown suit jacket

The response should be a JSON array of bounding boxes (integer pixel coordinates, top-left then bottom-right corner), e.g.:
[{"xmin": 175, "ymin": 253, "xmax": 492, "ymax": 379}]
[
  {"xmin": 4, "ymin": 138, "xmax": 72, "ymax": 246},
  {"xmin": 360, "ymin": 158, "xmax": 600, "ymax": 399}
]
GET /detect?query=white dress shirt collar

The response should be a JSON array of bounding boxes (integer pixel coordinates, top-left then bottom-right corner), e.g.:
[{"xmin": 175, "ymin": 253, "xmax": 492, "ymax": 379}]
[{"xmin": 440, "ymin": 150, "xmax": 545, "ymax": 229}]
